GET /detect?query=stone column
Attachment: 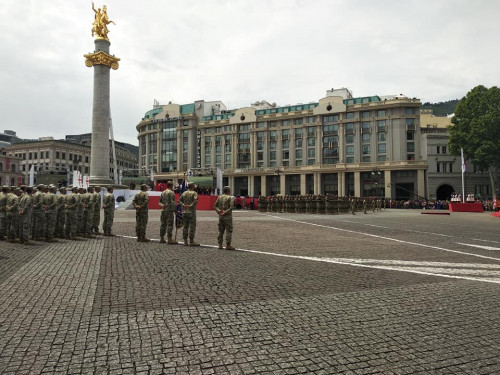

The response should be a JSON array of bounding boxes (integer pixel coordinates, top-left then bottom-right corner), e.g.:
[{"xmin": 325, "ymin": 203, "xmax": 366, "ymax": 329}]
[
  {"xmin": 354, "ymin": 171, "xmax": 361, "ymax": 197},
  {"xmin": 261, "ymin": 175, "xmax": 267, "ymax": 196},
  {"xmin": 85, "ymin": 39, "xmax": 120, "ymax": 186},
  {"xmin": 384, "ymin": 170, "xmax": 392, "ymax": 199},
  {"xmin": 300, "ymin": 174, "xmax": 307, "ymax": 195}
]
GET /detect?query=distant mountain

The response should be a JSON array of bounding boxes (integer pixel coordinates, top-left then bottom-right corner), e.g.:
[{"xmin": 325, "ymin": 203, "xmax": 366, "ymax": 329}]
[{"xmin": 422, "ymin": 99, "xmax": 459, "ymax": 117}]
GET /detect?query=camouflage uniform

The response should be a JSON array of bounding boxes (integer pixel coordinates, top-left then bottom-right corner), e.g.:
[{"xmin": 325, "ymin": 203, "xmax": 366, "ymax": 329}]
[
  {"xmin": 76, "ymin": 192, "xmax": 84, "ymax": 237},
  {"xmin": 18, "ymin": 191, "xmax": 33, "ymax": 243},
  {"xmin": 102, "ymin": 190, "xmax": 115, "ymax": 235},
  {"xmin": 6, "ymin": 192, "xmax": 19, "ymax": 242},
  {"xmin": 81, "ymin": 191, "xmax": 93, "ymax": 237},
  {"xmin": 159, "ymin": 188, "xmax": 176, "ymax": 242},
  {"xmin": 132, "ymin": 189, "xmax": 149, "ymax": 241},
  {"xmin": 178, "ymin": 189, "xmax": 198, "ymax": 245},
  {"xmin": 54, "ymin": 190, "xmax": 67, "ymax": 238},
  {"xmin": 0, "ymin": 190, "xmax": 8, "ymax": 239},
  {"xmin": 92, "ymin": 188, "xmax": 102, "ymax": 234},
  {"xmin": 350, "ymin": 198, "xmax": 356, "ymax": 215},
  {"xmin": 43, "ymin": 189, "xmax": 58, "ymax": 241},
  {"xmin": 31, "ymin": 187, "xmax": 44, "ymax": 239},
  {"xmin": 214, "ymin": 192, "xmax": 234, "ymax": 248},
  {"xmin": 64, "ymin": 190, "xmax": 79, "ymax": 239}
]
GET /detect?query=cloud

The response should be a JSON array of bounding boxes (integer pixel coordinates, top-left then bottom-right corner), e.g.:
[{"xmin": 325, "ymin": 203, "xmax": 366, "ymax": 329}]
[{"xmin": 1, "ymin": 0, "xmax": 499, "ymax": 146}]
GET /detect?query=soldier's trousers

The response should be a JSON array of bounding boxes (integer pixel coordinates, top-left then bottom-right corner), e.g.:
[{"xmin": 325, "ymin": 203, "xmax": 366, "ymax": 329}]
[
  {"xmin": 103, "ymin": 210, "xmax": 114, "ymax": 235},
  {"xmin": 160, "ymin": 210, "xmax": 175, "ymax": 238},
  {"xmin": 92, "ymin": 209, "xmax": 100, "ymax": 233},
  {"xmin": 182, "ymin": 212, "xmax": 196, "ymax": 241},
  {"xmin": 0, "ymin": 213, "xmax": 5, "ymax": 238},
  {"xmin": 6, "ymin": 213, "xmax": 18, "ymax": 240},
  {"xmin": 135, "ymin": 210, "xmax": 148, "ymax": 239},
  {"xmin": 76, "ymin": 210, "xmax": 83, "ymax": 235},
  {"xmin": 65, "ymin": 210, "xmax": 77, "ymax": 238},
  {"xmin": 55, "ymin": 208, "xmax": 65, "ymax": 237},
  {"xmin": 19, "ymin": 212, "xmax": 32, "ymax": 242},
  {"xmin": 44, "ymin": 212, "xmax": 56, "ymax": 240},
  {"xmin": 82, "ymin": 210, "xmax": 91, "ymax": 235},
  {"xmin": 32, "ymin": 209, "xmax": 44, "ymax": 238},
  {"xmin": 218, "ymin": 215, "xmax": 233, "ymax": 245}
]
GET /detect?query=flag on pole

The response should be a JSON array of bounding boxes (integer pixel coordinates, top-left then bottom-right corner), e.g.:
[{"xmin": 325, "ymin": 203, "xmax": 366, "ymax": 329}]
[
  {"xmin": 461, "ymin": 148, "xmax": 466, "ymax": 173},
  {"xmin": 29, "ymin": 165, "xmax": 35, "ymax": 186}
]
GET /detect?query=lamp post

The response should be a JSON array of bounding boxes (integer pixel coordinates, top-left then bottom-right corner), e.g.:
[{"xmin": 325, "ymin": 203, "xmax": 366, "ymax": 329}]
[{"xmin": 371, "ymin": 168, "xmax": 382, "ymax": 197}]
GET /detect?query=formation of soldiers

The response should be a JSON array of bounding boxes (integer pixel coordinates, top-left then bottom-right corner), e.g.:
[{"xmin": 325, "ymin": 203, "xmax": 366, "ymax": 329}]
[
  {"xmin": 258, "ymin": 195, "xmax": 386, "ymax": 215},
  {"xmin": 0, "ymin": 184, "xmax": 116, "ymax": 245}
]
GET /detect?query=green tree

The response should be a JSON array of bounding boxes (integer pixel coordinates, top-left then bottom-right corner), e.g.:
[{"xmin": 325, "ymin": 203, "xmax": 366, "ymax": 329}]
[{"xmin": 449, "ymin": 85, "xmax": 500, "ymax": 200}]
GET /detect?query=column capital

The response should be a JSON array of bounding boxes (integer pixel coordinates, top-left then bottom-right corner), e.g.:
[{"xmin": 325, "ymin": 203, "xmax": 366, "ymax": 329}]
[{"xmin": 84, "ymin": 51, "xmax": 120, "ymax": 70}]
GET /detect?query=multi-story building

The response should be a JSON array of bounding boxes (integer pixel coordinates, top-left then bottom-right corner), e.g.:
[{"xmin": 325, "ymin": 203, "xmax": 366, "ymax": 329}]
[
  {"xmin": 65, "ymin": 133, "xmax": 139, "ymax": 176},
  {"xmin": 420, "ymin": 109, "xmax": 497, "ymax": 200},
  {"xmin": 137, "ymin": 89, "xmax": 427, "ymax": 199},
  {"xmin": 0, "ymin": 151, "xmax": 23, "ymax": 186},
  {"xmin": 4, "ymin": 139, "xmax": 92, "ymax": 186},
  {"xmin": 4, "ymin": 135, "xmax": 140, "ymax": 186}
]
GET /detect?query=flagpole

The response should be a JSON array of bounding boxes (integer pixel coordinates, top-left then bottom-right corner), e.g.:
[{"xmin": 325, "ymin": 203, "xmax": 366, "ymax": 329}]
[{"xmin": 461, "ymin": 148, "xmax": 465, "ymax": 203}]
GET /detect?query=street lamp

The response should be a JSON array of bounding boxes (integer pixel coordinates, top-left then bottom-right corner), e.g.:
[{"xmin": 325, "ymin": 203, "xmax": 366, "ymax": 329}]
[{"xmin": 371, "ymin": 168, "xmax": 382, "ymax": 197}]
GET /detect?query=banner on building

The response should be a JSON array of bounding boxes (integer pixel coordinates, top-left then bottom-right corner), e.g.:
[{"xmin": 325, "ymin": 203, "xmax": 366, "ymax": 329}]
[{"xmin": 196, "ymin": 130, "xmax": 201, "ymax": 168}]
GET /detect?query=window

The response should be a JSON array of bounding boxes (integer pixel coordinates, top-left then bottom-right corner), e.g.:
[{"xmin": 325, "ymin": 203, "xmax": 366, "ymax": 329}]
[
  {"xmin": 282, "ymin": 140, "xmax": 289, "ymax": 149},
  {"xmin": 405, "ymin": 108, "xmax": 415, "ymax": 115},
  {"xmin": 345, "ymin": 112, "xmax": 355, "ymax": 119},
  {"xmin": 257, "ymin": 122, "xmax": 265, "ymax": 128},
  {"xmin": 407, "ymin": 131, "xmax": 414, "ymax": 140},
  {"xmin": 377, "ymin": 120, "xmax": 386, "ymax": 130},
  {"xmin": 345, "ymin": 123, "xmax": 354, "ymax": 134},
  {"xmin": 295, "ymin": 138, "xmax": 302, "ymax": 148},
  {"xmin": 294, "ymin": 118, "xmax": 303, "ymax": 125},
  {"xmin": 307, "ymin": 116, "xmax": 315, "ymax": 123},
  {"xmin": 346, "ymin": 157, "xmax": 354, "ymax": 163},
  {"xmin": 323, "ymin": 136, "xmax": 338, "ymax": 146},
  {"xmin": 295, "ymin": 149, "xmax": 302, "ymax": 159},
  {"xmin": 437, "ymin": 146, "xmax": 440, "ymax": 154},
  {"xmin": 322, "ymin": 115, "xmax": 339, "ymax": 123},
  {"xmin": 239, "ymin": 124, "xmax": 250, "ymax": 131},
  {"xmin": 85, "ymin": 156, "xmax": 89, "ymax": 163},
  {"xmin": 307, "ymin": 127, "xmax": 315, "ymax": 136},
  {"xmin": 257, "ymin": 141, "xmax": 264, "ymax": 150},
  {"xmin": 323, "ymin": 124, "xmax": 338, "ymax": 135},
  {"xmin": 377, "ymin": 110, "xmax": 386, "ymax": 117},
  {"xmin": 442, "ymin": 146, "xmax": 447, "ymax": 154},
  {"xmin": 270, "ymin": 151, "xmax": 276, "ymax": 160},
  {"xmin": 362, "ymin": 133, "xmax": 370, "ymax": 143},
  {"xmin": 449, "ymin": 162, "xmax": 453, "ymax": 173},
  {"xmin": 282, "ymin": 129, "xmax": 289, "ymax": 139},
  {"xmin": 295, "ymin": 128, "xmax": 302, "ymax": 138},
  {"xmin": 269, "ymin": 141, "xmax": 276, "ymax": 150},
  {"xmin": 257, "ymin": 152, "xmax": 263, "ymax": 161},
  {"xmin": 346, "ymin": 134, "xmax": 354, "ymax": 144},
  {"xmin": 307, "ymin": 137, "xmax": 315, "ymax": 146},
  {"xmin": 362, "ymin": 156, "xmax": 371, "ymax": 162},
  {"xmin": 56, "ymin": 151, "xmax": 60, "ymax": 159},
  {"xmin": 378, "ymin": 132, "xmax": 386, "ymax": 142},
  {"xmin": 377, "ymin": 155, "xmax": 386, "ymax": 162},
  {"xmin": 362, "ymin": 122, "xmax": 371, "ymax": 133},
  {"xmin": 346, "ymin": 145, "xmax": 354, "ymax": 155},
  {"xmin": 362, "ymin": 111, "xmax": 370, "ymax": 119},
  {"xmin": 407, "ymin": 142, "xmax": 415, "ymax": 152},
  {"xmin": 378, "ymin": 143, "xmax": 386, "ymax": 153},
  {"xmin": 283, "ymin": 150, "xmax": 289, "ymax": 160}
]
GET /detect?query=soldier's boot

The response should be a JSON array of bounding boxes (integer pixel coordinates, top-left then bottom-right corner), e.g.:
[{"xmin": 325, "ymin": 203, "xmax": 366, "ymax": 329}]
[
  {"xmin": 183, "ymin": 238, "xmax": 189, "ymax": 246},
  {"xmin": 189, "ymin": 239, "xmax": 200, "ymax": 247},
  {"xmin": 225, "ymin": 244, "xmax": 235, "ymax": 250},
  {"xmin": 218, "ymin": 242, "xmax": 224, "ymax": 249},
  {"xmin": 159, "ymin": 236, "xmax": 166, "ymax": 243},
  {"xmin": 167, "ymin": 237, "xmax": 178, "ymax": 245},
  {"xmin": 137, "ymin": 236, "xmax": 141, "ymax": 242}
]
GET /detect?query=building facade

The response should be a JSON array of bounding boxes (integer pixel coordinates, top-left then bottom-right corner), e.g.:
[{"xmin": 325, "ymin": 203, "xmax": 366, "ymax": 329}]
[
  {"xmin": 420, "ymin": 110, "xmax": 497, "ymax": 200},
  {"xmin": 137, "ymin": 89, "xmax": 427, "ymax": 199},
  {"xmin": 0, "ymin": 151, "xmax": 23, "ymax": 186}
]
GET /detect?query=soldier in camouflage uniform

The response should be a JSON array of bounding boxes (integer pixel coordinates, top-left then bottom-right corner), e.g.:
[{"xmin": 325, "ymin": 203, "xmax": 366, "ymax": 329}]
[
  {"xmin": 0, "ymin": 186, "xmax": 9, "ymax": 240},
  {"xmin": 350, "ymin": 197, "xmax": 356, "ymax": 215},
  {"xmin": 159, "ymin": 181, "xmax": 178, "ymax": 244},
  {"xmin": 42, "ymin": 185, "xmax": 58, "ymax": 242},
  {"xmin": 31, "ymin": 184, "xmax": 45, "ymax": 240},
  {"xmin": 92, "ymin": 186, "xmax": 102, "ymax": 234},
  {"xmin": 65, "ymin": 187, "xmax": 79, "ymax": 240},
  {"xmin": 6, "ymin": 188, "xmax": 19, "ymax": 243},
  {"xmin": 18, "ymin": 186, "xmax": 34, "ymax": 244},
  {"xmin": 214, "ymin": 186, "xmax": 235, "ymax": 250},
  {"xmin": 102, "ymin": 186, "xmax": 115, "ymax": 236},
  {"xmin": 54, "ymin": 187, "xmax": 67, "ymax": 238},
  {"xmin": 133, "ymin": 184, "xmax": 150, "ymax": 242},
  {"xmin": 178, "ymin": 182, "xmax": 199, "ymax": 246},
  {"xmin": 76, "ymin": 188, "xmax": 85, "ymax": 237},
  {"xmin": 81, "ymin": 187, "xmax": 94, "ymax": 238}
]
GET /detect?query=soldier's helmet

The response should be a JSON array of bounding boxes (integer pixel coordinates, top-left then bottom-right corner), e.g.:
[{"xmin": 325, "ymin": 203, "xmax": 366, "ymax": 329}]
[{"xmin": 37, "ymin": 184, "xmax": 44, "ymax": 190}]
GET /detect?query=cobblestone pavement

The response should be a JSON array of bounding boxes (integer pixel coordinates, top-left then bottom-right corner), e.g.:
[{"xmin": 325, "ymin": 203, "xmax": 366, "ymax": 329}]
[{"xmin": 1, "ymin": 209, "xmax": 500, "ymax": 374}]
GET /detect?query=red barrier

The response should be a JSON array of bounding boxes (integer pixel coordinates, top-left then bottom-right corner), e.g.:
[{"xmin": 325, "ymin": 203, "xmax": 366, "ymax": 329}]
[
  {"xmin": 449, "ymin": 202, "xmax": 484, "ymax": 212},
  {"xmin": 147, "ymin": 194, "xmax": 259, "ymax": 210}
]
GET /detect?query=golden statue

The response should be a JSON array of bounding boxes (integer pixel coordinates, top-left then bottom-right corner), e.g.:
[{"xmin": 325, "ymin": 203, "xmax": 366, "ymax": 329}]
[{"xmin": 91, "ymin": 2, "xmax": 115, "ymax": 40}]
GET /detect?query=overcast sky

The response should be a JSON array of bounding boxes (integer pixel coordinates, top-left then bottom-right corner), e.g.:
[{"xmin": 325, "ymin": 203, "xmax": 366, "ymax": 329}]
[{"xmin": 1, "ymin": 0, "xmax": 499, "ymax": 146}]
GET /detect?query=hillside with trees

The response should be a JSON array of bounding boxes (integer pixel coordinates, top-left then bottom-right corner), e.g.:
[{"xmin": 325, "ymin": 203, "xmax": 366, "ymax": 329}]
[{"xmin": 422, "ymin": 99, "xmax": 459, "ymax": 116}]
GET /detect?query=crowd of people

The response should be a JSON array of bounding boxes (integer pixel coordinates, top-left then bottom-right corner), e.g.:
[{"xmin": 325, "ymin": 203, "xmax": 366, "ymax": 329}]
[{"xmin": 0, "ymin": 184, "xmax": 116, "ymax": 245}]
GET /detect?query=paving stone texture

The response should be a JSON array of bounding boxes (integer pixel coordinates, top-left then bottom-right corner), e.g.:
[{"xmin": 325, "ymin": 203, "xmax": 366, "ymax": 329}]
[{"xmin": 1, "ymin": 209, "xmax": 500, "ymax": 374}]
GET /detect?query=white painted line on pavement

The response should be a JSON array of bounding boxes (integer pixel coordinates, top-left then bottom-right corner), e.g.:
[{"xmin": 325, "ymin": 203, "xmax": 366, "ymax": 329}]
[
  {"xmin": 260, "ymin": 213, "xmax": 500, "ymax": 262},
  {"xmin": 472, "ymin": 238, "xmax": 500, "ymax": 245},
  {"xmin": 456, "ymin": 243, "xmax": 500, "ymax": 251}
]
